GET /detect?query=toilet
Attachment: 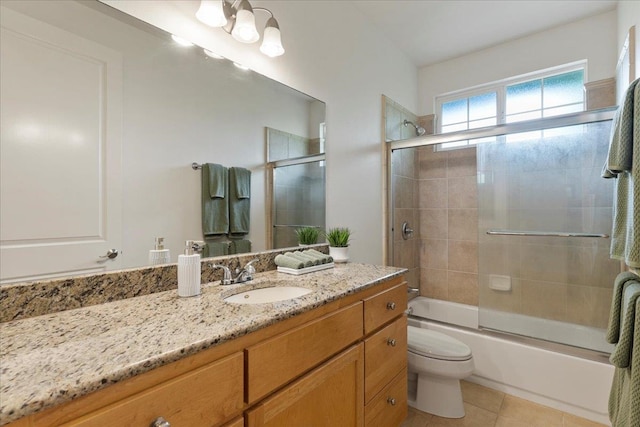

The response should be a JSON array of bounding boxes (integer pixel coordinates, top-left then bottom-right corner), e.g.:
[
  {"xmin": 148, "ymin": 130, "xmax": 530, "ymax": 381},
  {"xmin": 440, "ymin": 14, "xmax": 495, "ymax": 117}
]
[{"xmin": 407, "ymin": 325, "xmax": 474, "ymax": 418}]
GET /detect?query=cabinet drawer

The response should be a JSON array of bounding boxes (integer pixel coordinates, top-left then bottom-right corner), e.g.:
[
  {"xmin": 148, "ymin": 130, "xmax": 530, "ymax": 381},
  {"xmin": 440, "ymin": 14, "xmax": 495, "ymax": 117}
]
[
  {"xmin": 365, "ymin": 370, "xmax": 408, "ymax": 427},
  {"xmin": 363, "ymin": 282, "xmax": 407, "ymax": 334},
  {"xmin": 364, "ymin": 316, "xmax": 407, "ymax": 403},
  {"xmin": 246, "ymin": 344, "xmax": 364, "ymax": 427},
  {"xmin": 224, "ymin": 418, "xmax": 244, "ymax": 427},
  {"xmin": 246, "ymin": 302, "xmax": 363, "ymax": 403},
  {"xmin": 64, "ymin": 353, "xmax": 244, "ymax": 427}
]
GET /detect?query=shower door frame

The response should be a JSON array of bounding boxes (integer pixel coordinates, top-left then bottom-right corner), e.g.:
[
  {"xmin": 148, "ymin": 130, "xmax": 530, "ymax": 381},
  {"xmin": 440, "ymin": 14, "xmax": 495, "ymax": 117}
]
[{"xmin": 386, "ymin": 107, "xmax": 617, "ymax": 266}]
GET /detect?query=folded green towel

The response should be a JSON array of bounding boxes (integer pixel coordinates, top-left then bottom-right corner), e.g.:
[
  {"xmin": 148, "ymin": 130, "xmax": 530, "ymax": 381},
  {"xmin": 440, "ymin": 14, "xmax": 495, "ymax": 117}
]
[
  {"xmin": 285, "ymin": 251, "xmax": 314, "ymax": 268},
  {"xmin": 275, "ymin": 254, "xmax": 304, "ymax": 269},
  {"xmin": 229, "ymin": 167, "xmax": 251, "ymax": 236},
  {"xmin": 610, "ymin": 281, "xmax": 640, "ymax": 369},
  {"xmin": 304, "ymin": 249, "xmax": 333, "ymax": 264},
  {"xmin": 202, "ymin": 163, "xmax": 229, "ymax": 237},
  {"xmin": 296, "ymin": 251, "xmax": 321, "ymax": 265},
  {"xmin": 229, "ymin": 239, "xmax": 251, "ymax": 255},
  {"xmin": 202, "ymin": 240, "xmax": 229, "ymax": 258}
]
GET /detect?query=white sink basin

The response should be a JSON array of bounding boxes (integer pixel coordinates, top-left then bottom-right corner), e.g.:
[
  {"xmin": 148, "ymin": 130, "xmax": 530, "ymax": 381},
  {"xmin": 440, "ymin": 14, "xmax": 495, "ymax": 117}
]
[{"xmin": 224, "ymin": 286, "xmax": 312, "ymax": 304}]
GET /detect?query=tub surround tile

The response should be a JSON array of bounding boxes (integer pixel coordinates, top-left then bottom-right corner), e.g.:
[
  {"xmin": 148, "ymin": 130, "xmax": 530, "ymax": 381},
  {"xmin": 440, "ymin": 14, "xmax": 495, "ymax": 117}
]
[
  {"xmin": 0, "ymin": 263, "xmax": 405, "ymax": 425},
  {"xmin": 447, "ymin": 271, "xmax": 479, "ymax": 306},
  {"xmin": 420, "ymin": 268, "xmax": 448, "ymax": 300},
  {"xmin": 0, "ymin": 246, "xmax": 329, "ymax": 323}
]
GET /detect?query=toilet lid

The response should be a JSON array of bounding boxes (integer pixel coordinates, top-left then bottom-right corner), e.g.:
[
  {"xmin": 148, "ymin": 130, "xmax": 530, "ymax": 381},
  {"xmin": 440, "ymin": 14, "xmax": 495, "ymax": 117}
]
[{"xmin": 407, "ymin": 327, "xmax": 472, "ymax": 361}]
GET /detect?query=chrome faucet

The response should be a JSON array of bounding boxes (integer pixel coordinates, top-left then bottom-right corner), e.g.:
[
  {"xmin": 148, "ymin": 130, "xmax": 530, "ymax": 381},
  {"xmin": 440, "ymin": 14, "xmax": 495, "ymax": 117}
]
[{"xmin": 209, "ymin": 258, "xmax": 258, "ymax": 285}]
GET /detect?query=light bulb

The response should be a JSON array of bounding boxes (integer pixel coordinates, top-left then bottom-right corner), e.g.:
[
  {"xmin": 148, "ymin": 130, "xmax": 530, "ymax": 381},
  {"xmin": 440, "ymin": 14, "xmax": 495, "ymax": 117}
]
[
  {"xmin": 196, "ymin": 0, "xmax": 227, "ymax": 27},
  {"xmin": 260, "ymin": 19, "xmax": 284, "ymax": 57},
  {"xmin": 231, "ymin": 8, "xmax": 259, "ymax": 43}
]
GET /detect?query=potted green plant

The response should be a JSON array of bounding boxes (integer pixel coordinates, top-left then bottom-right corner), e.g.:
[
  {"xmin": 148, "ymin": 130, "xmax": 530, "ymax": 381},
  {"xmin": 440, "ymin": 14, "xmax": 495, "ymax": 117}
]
[
  {"xmin": 295, "ymin": 226, "xmax": 320, "ymax": 246},
  {"xmin": 324, "ymin": 227, "xmax": 351, "ymax": 263}
]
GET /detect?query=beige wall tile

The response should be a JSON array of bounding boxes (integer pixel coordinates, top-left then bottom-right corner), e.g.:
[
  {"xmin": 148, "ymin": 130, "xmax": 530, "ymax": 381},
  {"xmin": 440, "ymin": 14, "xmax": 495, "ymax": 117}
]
[
  {"xmin": 394, "ymin": 175, "xmax": 416, "ymax": 209},
  {"xmin": 499, "ymin": 395, "xmax": 563, "ymax": 427},
  {"xmin": 519, "ymin": 244, "xmax": 569, "ymax": 283},
  {"xmin": 422, "ymin": 239, "xmax": 448, "ymax": 270},
  {"xmin": 448, "ymin": 240, "xmax": 478, "ymax": 273},
  {"xmin": 448, "ymin": 176, "xmax": 478, "ymax": 209},
  {"xmin": 418, "ymin": 147, "xmax": 447, "ymax": 179},
  {"xmin": 447, "ymin": 147, "xmax": 477, "ymax": 178},
  {"xmin": 448, "ymin": 271, "xmax": 479, "ymax": 305},
  {"xmin": 420, "ymin": 268, "xmax": 448, "ymax": 300},
  {"xmin": 394, "ymin": 239, "xmax": 419, "ymax": 269},
  {"xmin": 420, "ymin": 178, "xmax": 448, "ymax": 208},
  {"xmin": 520, "ymin": 280, "xmax": 568, "ymax": 321},
  {"xmin": 585, "ymin": 78, "xmax": 615, "ymax": 110},
  {"xmin": 566, "ymin": 285, "xmax": 612, "ymax": 329},
  {"xmin": 420, "ymin": 208, "xmax": 447, "ymax": 240},
  {"xmin": 479, "ymin": 275, "xmax": 522, "ymax": 313},
  {"xmin": 448, "ymin": 209, "xmax": 478, "ymax": 242}
]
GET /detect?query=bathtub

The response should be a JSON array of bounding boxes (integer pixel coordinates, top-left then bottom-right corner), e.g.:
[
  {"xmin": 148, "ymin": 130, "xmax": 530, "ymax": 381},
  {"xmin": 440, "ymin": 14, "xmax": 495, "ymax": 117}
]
[{"xmin": 408, "ymin": 297, "xmax": 614, "ymax": 425}]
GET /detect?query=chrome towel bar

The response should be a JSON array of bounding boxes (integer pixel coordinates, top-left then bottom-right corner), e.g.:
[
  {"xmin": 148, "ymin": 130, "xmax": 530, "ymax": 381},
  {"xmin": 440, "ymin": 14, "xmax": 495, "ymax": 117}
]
[{"xmin": 486, "ymin": 229, "xmax": 609, "ymax": 238}]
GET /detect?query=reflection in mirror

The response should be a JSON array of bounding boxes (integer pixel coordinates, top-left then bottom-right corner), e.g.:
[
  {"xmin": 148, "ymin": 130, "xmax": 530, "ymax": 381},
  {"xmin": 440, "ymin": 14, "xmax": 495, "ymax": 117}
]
[{"xmin": 0, "ymin": 0, "xmax": 326, "ymax": 284}]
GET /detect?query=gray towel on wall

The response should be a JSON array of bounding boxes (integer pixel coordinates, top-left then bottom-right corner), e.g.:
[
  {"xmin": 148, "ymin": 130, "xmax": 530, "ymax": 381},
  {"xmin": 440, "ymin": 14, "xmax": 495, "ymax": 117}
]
[
  {"xmin": 229, "ymin": 167, "xmax": 251, "ymax": 236},
  {"xmin": 202, "ymin": 163, "xmax": 229, "ymax": 237}
]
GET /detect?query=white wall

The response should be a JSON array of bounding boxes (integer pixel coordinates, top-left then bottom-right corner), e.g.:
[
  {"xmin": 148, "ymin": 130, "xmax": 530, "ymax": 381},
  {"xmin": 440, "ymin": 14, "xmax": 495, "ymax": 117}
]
[
  {"xmin": 418, "ymin": 10, "xmax": 617, "ymax": 116},
  {"xmin": 617, "ymin": 1, "xmax": 640, "ymax": 91},
  {"xmin": 101, "ymin": 0, "xmax": 419, "ymax": 265}
]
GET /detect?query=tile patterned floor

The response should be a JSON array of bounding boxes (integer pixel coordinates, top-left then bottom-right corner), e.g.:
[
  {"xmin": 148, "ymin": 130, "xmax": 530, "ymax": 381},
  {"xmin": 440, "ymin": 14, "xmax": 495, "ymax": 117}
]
[{"xmin": 402, "ymin": 381, "xmax": 608, "ymax": 427}]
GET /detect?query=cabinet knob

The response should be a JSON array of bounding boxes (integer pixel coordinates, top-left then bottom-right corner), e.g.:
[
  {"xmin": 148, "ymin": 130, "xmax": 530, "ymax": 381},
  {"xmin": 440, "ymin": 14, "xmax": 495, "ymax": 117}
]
[
  {"xmin": 387, "ymin": 338, "xmax": 397, "ymax": 347},
  {"xmin": 387, "ymin": 397, "xmax": 397, "ymax": 406},
  {"xmin": 151, "ymin": 417, "xmax": 170, "ymax": 427},
  {"xmin": 386, "ymin": 302, "xmax": 396, "ymax": 310}
]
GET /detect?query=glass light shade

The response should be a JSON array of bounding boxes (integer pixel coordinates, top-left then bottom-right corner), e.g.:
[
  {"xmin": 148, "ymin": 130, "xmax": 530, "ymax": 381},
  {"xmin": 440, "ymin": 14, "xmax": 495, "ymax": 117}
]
[
  {"xmin": 260, "ymin": 26, "xmax": 284, "ymax": 57},
  {"xmin": 232, "ymin": 9, "xmax": 260, "ymax": 43},
  {"xmin": 196, "ymin": 0, "xmax": 227, "ymax": 27}
]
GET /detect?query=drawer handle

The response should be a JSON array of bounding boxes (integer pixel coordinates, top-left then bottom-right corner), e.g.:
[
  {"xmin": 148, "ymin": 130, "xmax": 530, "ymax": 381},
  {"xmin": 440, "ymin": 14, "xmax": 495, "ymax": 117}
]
[
  {"xmin": 151, "ymin": 417, "xmax": 171, "ymax": 427},
  {"xmin": 387, "ymin": 338, "xmax": 397, "ymax": 347},
  {"xmin": 387, "ymin": 397, "xmax": 397, "ymax": 406},
  {"xmin": 387, "ymin": 302, "xmax": 396, "ymax": 310}
]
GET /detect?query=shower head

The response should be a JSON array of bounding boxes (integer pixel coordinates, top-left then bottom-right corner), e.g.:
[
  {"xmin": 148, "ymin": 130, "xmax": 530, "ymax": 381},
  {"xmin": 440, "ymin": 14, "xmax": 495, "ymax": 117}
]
[{"xmin": 403, "ymin": 119, "xmax": 426, "ymax": 136}]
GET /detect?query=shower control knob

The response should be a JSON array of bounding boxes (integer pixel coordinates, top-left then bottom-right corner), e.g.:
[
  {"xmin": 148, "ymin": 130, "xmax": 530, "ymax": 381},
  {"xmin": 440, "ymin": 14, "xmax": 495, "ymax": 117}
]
[
  {"xmin": 387, "ymin": 397, "xmax": 396, "ymax": 406},
  {"xmin": 386, "ymin": 302, "xmax": 396, "ymax": 310},
  {"xmin": 387, "ymin": 338, "xmax": 396, "ymax": 347}
]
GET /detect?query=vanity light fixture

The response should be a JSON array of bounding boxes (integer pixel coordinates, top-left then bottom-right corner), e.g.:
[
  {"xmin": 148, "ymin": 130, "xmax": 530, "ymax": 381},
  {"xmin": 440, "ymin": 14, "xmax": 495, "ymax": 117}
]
[{"xmin": 195, "ymin": 0, "xmax": 285, "ymax": 57}]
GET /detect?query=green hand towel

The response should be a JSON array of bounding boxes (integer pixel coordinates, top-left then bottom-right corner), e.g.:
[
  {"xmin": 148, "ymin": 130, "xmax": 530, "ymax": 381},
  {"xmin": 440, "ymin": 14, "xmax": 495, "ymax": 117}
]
[
  {"xmin": 602, "ymin": 78, "xmax": 640, "ymax": 269},
  {"xmin": 229, "ymin": 167, "xmax": 251, "ymax": 236},
  {"xmin": 202, "ymin": 163, "xmax": 229, "ymax": 237},
  {"xmin": 202, "ymin": 240, "xmax": 229, "ymax": 258},
  {"xmin": 229, "ymin": 239, "xmax": 252, "ymax": 255},
  {"xmin": 610, "ymin": 281, "xmax": 640, "ymax": 369},
  {"xmin": 295, "ymin": 251, "xmax": 321, "ymax": 265},
  {"xmin": 275, "ymin": 254, "xmax": 304, "ymax": 269},
  {"xmin": 607, "ymin": 272, "xmax": 640, "ymax": 344},
  {"xmin": 285, "ymin": 251, "xmax": 314, "ymax": 268},
  {"xmin": 608, "ymin": 297, "xmax": 640, "ymax": 427}
]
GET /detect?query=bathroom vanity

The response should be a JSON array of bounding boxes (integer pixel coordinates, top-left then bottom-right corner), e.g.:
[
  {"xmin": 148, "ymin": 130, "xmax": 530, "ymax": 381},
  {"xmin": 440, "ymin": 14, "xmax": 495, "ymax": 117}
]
[{"xmin": 1, "ymin": 264, "xmax": 407, "ymax": 427}]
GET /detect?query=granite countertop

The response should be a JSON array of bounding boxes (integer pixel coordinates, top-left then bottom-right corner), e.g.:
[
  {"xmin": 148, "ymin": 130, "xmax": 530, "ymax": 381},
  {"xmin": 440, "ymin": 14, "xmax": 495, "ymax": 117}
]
[{"xmin": 0, "ymin": 263, "xmax": 405, "ymax": 425}]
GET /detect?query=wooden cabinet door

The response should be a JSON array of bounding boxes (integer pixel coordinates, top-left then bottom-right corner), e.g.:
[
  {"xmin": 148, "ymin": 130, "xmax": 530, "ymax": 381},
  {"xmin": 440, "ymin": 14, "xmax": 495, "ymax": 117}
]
[{"xmin": 246, "ymin": 344, "xmax": 364, "ymax": 427}]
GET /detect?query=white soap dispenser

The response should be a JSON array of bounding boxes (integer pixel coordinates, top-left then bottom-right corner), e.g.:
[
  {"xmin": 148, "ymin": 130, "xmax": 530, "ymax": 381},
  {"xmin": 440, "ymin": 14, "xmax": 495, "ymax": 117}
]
[
  {"xmin": 149, "ymin": 237, "xmax": 171, "ymax": 265},
  {"xmin": 177, "ymin": 240, "xmax": 201, "ymax": 297}
]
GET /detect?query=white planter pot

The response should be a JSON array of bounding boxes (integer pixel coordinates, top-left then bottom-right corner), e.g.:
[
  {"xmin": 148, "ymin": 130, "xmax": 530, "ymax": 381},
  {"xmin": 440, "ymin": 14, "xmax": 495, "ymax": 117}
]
[{"xmin": 329, "ymin": 246, "xmax": 349, "ymax": 263}]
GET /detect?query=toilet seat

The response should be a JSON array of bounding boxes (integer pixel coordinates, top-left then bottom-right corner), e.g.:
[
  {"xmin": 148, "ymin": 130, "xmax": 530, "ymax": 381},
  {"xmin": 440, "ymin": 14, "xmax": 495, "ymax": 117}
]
[{"xmin": 408, "ymin": 326, "xmax": 472, "ymax": 361}]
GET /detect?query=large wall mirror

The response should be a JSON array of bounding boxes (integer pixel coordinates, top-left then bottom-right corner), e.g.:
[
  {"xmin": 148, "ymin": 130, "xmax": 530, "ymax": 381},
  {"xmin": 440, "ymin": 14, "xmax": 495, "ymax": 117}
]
[{"xmin": 0, "ymin": 0, "xmax": 326, "ymax": 284}]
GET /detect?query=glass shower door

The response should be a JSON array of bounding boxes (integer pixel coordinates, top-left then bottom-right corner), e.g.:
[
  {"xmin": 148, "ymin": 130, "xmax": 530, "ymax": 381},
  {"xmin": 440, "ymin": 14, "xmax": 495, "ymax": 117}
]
[
  {"xmin": 477, "ymin": 120, "xmax": 618, "ymax": 353},
  {"xmin": 270, "ymin": 158, "xmax": 326, "ymax": 249}
]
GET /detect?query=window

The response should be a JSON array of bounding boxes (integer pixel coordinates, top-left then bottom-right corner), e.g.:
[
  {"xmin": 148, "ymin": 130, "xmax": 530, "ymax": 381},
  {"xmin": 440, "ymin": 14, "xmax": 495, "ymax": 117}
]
[{"xmin": 436, "ymin": 63, "xmax": 585, "ymax": 149}]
